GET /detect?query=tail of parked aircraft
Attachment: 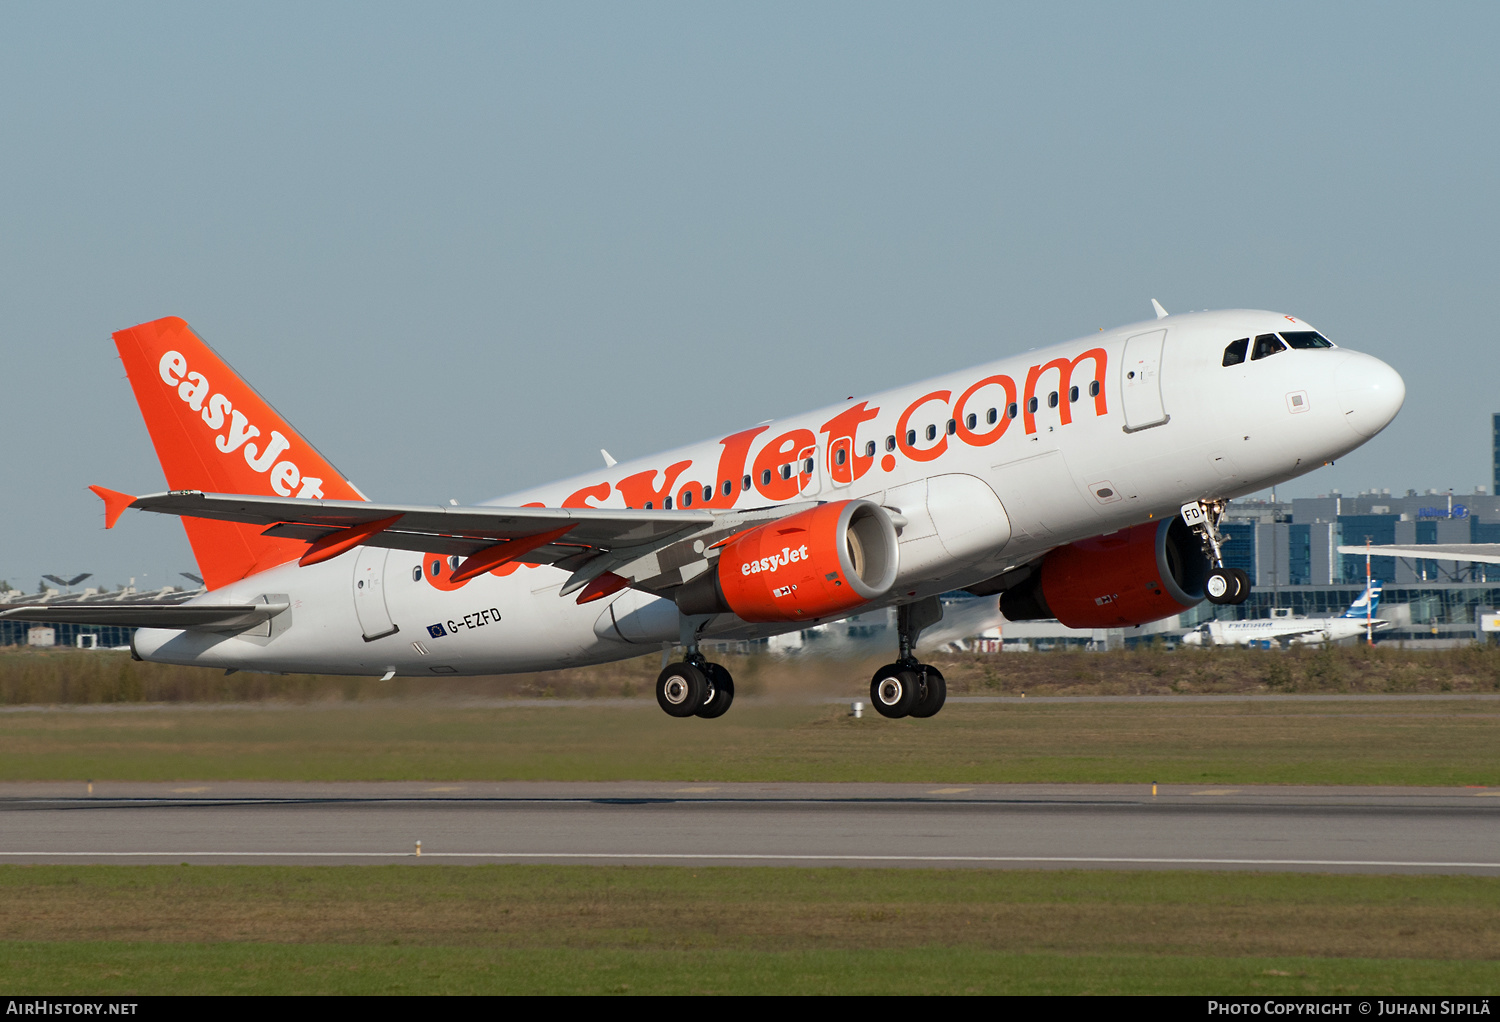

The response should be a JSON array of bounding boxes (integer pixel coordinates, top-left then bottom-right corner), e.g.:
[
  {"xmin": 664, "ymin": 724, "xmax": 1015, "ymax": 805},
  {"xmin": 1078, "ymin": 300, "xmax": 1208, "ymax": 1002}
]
[
  {"xmin": 1339, "ymin": 579, "xmax": 1382, "ymax": 619},
  {"xmin": 106, "ymin": 317, "xmax": 366, "ymax": 590}
]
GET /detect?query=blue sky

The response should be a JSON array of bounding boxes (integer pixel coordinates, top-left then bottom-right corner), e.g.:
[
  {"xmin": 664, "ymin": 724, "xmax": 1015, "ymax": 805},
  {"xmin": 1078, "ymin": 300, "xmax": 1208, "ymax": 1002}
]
[{"xmin": 3, "ymin": 2, "xmax": 1496, "ymax": 588}]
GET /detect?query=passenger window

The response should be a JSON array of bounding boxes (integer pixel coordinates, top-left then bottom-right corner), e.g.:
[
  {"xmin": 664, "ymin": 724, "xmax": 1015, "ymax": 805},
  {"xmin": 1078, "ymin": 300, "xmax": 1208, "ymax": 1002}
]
[
  {"xmin": 906, "ymin": 428, "xmax": 916, "ymax": 447},
  {"xmin": 412, "ymin": 565, "xmax": 421, "ymax": 582},
  {"xmin": 885, "ymin": 435, "xmax": 896, "ymax": 452},
  {"xmin": 680, "ymin": 490, "xmax": 692, "ymax": 507},
  {"xmin": 1252, "ymin": 334, "xmax": 1285, "ymax": 360},
  {"xmin": 722, "ymin": 480, "xmax": 732, "ymax": 496},
  {"xmin": 803, "ymin": 458, "xmax": 814, "ymax": 474},
  {"xmin": 1027, "ymin": 397, "xmax": 1038, "ymax": 414},
  {"xmin": 946, "ymin": 419, "xmax": 957, "ymax": 435},
  {"xmin": 986, "ymin": 408, "xmax": 998, "ymax": 425},
  {"xmin": 835, "ymin": 448, "xmax": 847, "ymax": 466},
  {"xmin": 761, "ymin": 469, "xmax": 772, "ymax": 486},
  {"xmin": 864, "ymin": 440, "xmax": 876, "ymax": 457},
  {"xmin": 743, "ymin": 474, "xmax": 752, "ymax": 491},
  {"xmin": 966, "ymin": 412, "xmax": 977, "ymax": 430},
  {"xmin": 1281, "ymin": 330, "xmax": 1334, "ymax": 349},
  {"xmin": 644, "ymin": 501, "xmax": 654, "ymax": 509},
  {"xmin": 664, "ymin": 496, "xmax": 673, "ymax": 509},
  {"xmin": 1089, "ymin": 380, "xmax": 1100, "ymax": 397},
  {"xmin": 1048, "ymin": 391, "xmax": 1059, "ymax": 408},
  {"xmin": 780, "ymin": 464, "xmax": 792, "ymax": 480},
  {"xmin": 1007, "ymin": 403, "xmax": 1018, "ymax": 420},
  {"xmin": 925, "ymin": 424, "xmax": 937, "ymax": 441},
  {"xmin": 1069, "ymin": 386, "xmax": 1079, "ymax": 403},
  {"xmin": 703, "ymin": 485, "xmax": 713, "ymax": 502},
  {"xmin": 1223, "ymin": 338, "xmax": 1249, "ymax": 366}
]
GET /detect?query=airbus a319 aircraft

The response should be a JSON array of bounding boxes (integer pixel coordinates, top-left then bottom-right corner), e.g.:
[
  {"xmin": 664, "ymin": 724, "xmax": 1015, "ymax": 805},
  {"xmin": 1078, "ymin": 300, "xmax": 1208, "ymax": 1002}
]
[
  {"xmin": 1179, "ymin": 580, "xmax": 1389, "ymax": 647},
  {"xmin": 5, "ymin": 306, "xmax": 1404, "ymax": 720}
]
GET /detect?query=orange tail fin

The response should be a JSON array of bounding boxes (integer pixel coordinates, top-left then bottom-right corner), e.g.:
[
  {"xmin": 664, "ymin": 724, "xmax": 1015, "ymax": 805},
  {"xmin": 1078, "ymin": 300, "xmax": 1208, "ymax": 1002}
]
[{"xmin": 112, "ymin": 316, "xmax": 366, "ymax": 589}]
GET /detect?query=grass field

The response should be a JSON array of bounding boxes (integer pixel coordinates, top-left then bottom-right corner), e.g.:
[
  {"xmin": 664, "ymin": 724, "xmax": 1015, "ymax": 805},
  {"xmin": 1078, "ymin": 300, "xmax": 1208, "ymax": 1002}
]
[
  {"xmin": 4, "ymin": 865, "xmax": 1499, "ymax": 994},
  {"xmin": 7, "ymin": 648, "xmax": 1499, "ymax": 994},
  {"xmin": 3, "ymin": 697, "xmax": 1497, "ymax": 785},
  {"xmin": 5, "ymin": 642, "xmax": 1500, "ymax": 706}
]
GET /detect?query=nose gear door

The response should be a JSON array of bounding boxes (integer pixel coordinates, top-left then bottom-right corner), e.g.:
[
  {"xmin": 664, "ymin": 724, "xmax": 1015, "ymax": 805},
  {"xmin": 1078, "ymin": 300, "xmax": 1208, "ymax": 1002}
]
[
  {"xmin": 353, "ymin": 545, "xmax": 399, "ymax": 641},
  {"xmin": 1121, "ymin": 328, "xmax": 1169, "ymax": 432}
]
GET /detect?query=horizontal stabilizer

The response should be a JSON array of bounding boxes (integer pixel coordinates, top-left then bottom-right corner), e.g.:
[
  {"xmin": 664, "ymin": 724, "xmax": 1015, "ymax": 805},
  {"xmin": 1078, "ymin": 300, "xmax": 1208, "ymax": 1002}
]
[{"xmin": 0, "ymin": 601, "xmax": 288, "ymax": 630}]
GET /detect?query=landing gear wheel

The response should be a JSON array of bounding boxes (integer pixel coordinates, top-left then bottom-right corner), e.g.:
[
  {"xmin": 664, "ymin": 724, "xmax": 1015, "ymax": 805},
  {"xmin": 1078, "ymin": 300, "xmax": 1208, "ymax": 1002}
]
[
  {"xmin": 695, "ymin": 663, "xmax": 735, "ymax": 719},
  {"xmin": 1205, "ymin": 568, "xmax": 1235, "ymax": 605},
  {"xmin": 657, "ymin": 662, "xmax": 707, "ymax": 717},
  {"xmin": 908, "ymin": 666, "xmax": 947, "ymax": 718},
  {"xmin": 870, "ymin": 664, "xmax": 920, "ymax": 718},
  {"xmin": 1228, "ymin": 567, "xmax": 1252, "ymax": 605}
]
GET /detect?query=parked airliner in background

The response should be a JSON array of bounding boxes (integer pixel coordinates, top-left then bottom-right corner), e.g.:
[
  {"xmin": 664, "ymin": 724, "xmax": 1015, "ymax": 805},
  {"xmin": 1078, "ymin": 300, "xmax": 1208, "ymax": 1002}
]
[
  {"xmin": 2, "ymin": 306, "xmax": 1405, "ymax": 719},
  {"xmin": 1180, "ymin": 580, "xmax": 1388, "ymax": 647}
]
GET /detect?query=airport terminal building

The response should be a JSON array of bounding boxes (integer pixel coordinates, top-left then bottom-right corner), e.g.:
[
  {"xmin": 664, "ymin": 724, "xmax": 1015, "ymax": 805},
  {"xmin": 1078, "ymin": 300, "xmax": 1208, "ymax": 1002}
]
[{"xmin": 1209, "ymin": 487, "xmax": 1500, "ymax": 645}]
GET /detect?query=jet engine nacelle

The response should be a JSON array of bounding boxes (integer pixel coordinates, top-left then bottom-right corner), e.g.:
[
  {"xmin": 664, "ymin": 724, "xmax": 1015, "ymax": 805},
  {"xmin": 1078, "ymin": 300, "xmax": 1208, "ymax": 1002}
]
[
  {"xmin": 677, "ymin": 499, "xmax": 900, "ymax": 622},
  {"xmin": 999, "ymin": 517, "xmax": 1209, "ymax": 629}
]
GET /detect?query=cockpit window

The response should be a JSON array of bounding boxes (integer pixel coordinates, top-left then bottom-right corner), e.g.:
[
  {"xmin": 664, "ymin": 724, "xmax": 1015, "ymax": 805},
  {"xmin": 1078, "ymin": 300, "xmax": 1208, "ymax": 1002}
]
[
  {"xmin": 1280, "ymin": 330, "xmax": 1333, "ymax": 349},
  {"xmin": 1251, "ymin": 334, "xmax": 1285, "ymax": 360},
  {"xmin": 1222, "ymin": 338, "xmax": 1248, "ymax": 366}
]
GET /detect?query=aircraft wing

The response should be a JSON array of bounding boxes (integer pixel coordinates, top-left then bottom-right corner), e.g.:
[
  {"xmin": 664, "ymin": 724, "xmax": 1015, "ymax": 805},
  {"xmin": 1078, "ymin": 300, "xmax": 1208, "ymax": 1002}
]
[
  {"xmin": 114, "ymin": 490, "xmax": 814, "ymax": 597},
  {"xmin": 0, "ymin": 600, "xmax": 287, "ymax": 630},
  {"xmin": 1338, "ymin": 543, "xmax": 1500, "ymax": 565}
]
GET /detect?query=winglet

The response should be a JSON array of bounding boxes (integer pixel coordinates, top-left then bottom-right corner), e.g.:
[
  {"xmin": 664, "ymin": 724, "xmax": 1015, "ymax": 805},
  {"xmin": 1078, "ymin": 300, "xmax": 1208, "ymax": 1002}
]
[
  {"xmin": 601, "ymin": 449, "xmax": 618, "ymax": 468},
  {"xmin": 1151, "ymin": 299, "xmax": 1169, "ymax": 320},
  {"xmin": 89, "ymin": 486, "xmax": 137, "ymax": 530}
]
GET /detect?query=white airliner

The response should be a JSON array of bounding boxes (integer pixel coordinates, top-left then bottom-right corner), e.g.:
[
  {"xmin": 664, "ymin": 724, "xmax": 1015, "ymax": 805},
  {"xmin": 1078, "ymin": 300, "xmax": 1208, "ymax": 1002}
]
[
  {"xmin": 3, "ymin": 307, "xmax": 1404, "ymax": 719},
  {"xmin": 1179, "ymin": 580, "xmax": 1389, "ymax": 646}
]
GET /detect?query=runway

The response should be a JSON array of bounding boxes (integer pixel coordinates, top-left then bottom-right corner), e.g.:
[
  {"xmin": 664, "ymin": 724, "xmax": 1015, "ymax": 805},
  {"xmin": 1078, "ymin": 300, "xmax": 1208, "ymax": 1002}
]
[{"xmin": 3, "ymin": 781, "xmax": 1499, "ymax": 873}]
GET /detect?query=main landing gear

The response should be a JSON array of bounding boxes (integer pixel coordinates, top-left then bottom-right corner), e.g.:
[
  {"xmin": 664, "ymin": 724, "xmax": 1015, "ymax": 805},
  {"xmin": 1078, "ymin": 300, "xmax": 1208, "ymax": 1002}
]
[
  {"xmin": 1183, "ymin": 499, "xmax": 1251, "ymax": 606},
  {"xmin": 656, "ymin": 616, "xmax": 734, "ymax": 719},
  {"xmin": 870, "ymin": 597, "xmax": 947, "ymax": 719},
  {"xmin": 656, "ymin": 658, "xmax": 735, "ymax": 719}
]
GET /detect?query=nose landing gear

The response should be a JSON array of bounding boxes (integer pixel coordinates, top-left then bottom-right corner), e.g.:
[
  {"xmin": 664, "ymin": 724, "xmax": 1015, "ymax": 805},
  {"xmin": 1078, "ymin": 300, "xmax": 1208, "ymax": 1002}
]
[{"xmin": 1183, "ymin": 500, "xmax": 1251, "ymax": 606}]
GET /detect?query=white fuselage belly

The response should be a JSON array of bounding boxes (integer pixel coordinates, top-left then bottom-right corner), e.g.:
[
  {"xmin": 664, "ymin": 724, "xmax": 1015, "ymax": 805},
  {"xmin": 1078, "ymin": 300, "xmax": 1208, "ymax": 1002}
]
[{"xmin": 134, "ymin": 310, "xmax": 1398, "ymax": 675}]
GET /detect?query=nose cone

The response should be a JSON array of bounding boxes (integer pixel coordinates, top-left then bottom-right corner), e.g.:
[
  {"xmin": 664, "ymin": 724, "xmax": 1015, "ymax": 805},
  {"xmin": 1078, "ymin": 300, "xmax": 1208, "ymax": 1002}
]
[{"xmin": 1335, "ymin": 352, "xmax": 1405, "ymax": 438}]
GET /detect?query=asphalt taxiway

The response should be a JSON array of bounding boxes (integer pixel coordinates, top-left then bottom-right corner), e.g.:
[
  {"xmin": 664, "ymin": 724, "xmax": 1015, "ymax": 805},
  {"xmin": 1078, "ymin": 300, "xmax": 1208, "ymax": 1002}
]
[{"xmin": 2, "ymin": 781, "xmax": 1498, "ymax": 873}]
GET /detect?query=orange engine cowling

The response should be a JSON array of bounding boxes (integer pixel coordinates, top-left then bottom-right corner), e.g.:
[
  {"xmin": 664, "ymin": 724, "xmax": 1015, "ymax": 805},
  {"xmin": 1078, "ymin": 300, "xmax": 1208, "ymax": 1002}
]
[
  {"xmin": 998, "ymin": 517, "xmax": 1209, "ymax": 628},
  {"xmin": 676, "ymin": 499, "xmax": 900, "ymax": 623}
]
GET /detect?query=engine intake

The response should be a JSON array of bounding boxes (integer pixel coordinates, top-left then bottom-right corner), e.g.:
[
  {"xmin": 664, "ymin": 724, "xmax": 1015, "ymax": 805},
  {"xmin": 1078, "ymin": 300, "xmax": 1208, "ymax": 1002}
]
[
  {"xmin": 677, "ymin": 499, "xmax": 899, "ymax": 622},
  {"xmin": 997, "ymin": 517, "xmax": 1208, "ymax": 629}
]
